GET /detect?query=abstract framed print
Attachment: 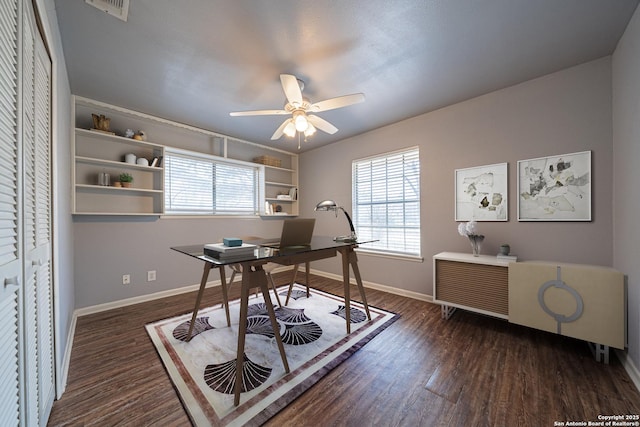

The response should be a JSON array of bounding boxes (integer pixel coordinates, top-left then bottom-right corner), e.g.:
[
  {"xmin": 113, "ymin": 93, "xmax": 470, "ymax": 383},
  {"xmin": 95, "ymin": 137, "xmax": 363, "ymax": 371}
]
[
  {"xmin": 455, "ymin": 162, "xmax": 508, "ymax": 221},
  {"xmin": 517, "ymin": 150, "xmax": 591, "ymax": 221}
]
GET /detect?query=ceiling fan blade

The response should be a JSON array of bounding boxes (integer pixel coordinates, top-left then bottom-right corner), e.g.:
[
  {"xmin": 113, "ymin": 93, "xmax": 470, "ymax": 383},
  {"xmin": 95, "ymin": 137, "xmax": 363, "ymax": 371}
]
[
  {"xmin": 307, "ymin": 115, "xmax": 338, "ymax": 134},
  {"xmin": 230, "ymin": 109, "xmax": 288, "ymax": 116},
  {"xmin": 271, "ymin": 119, "xmax": 292, "ymax": 140},
  {"xmin": 280, "ymin": 74, "xmax": 303, "ymax": 107},
  {"xmin": 310, "ymin": 93, "xmax": 365, "ymax": 112}
]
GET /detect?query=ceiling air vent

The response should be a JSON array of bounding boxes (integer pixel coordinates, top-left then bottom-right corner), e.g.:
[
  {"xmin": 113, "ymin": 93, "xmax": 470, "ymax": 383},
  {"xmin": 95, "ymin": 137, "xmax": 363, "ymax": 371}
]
[{"xmin": 85, "ymin": 0, "xmax": 130, "ymax": 22}]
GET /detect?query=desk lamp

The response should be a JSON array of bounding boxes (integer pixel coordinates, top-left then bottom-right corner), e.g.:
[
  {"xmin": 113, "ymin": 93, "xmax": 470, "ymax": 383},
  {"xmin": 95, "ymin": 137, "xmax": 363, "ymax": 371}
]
[{"xmin": 315, "ymin": 200, "xmax": 357, "ymax": 242}]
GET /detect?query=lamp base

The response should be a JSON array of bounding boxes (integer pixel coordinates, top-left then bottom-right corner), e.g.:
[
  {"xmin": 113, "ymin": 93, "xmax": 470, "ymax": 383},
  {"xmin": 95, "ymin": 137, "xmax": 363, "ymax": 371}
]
[{"xmin": 334, "ymin": 235, "xmax": 357, "ymax": 243}]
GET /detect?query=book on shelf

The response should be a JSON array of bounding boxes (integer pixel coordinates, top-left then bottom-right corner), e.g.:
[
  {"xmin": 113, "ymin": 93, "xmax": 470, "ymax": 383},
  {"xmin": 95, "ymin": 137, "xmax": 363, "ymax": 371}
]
[{"xmin": 496, "ymin": 254, "xmax": 518, "ymax": 262}]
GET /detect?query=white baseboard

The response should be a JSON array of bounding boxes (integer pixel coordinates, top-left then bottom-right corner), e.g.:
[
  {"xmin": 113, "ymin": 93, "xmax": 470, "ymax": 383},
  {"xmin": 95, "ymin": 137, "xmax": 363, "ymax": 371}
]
[
  {"xmin": 56, "ymin": 312, "xmax": 77, "ymax": 399},
  {"xmin": 306, "ymin": 267, "xmax": 433, "ymax": 303},
  {"xmin": 74, "ymin": 279, "xmax": 224, "ymax": 317},
  {"xmin": 615, "ymin": 349, "xmax": 640, "ymax": 393}
]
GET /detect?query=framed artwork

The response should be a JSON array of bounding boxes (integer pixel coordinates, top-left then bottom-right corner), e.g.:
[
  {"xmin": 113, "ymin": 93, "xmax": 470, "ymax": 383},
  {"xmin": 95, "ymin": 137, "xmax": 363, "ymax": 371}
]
[
  {"xmin": 517, "ymin": 150, "xmax": 591, "ymax": 221},
  {"xmin": 455, "ymin": 162, "xmax": 508, "ymax": 221}
]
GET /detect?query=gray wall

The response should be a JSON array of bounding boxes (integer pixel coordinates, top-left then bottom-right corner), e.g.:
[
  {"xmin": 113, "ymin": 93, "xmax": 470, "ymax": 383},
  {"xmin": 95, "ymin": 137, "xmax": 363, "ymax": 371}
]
[
  {"xmin": 300, "ymin": 57, "xmax": 614, "ymax": 297},
  {"xmin": 72, "ymin": 57, "xmax": 615, "ymax": 308},
  {"xmin": 613, "ymin": 5, "xmax": 640, "ymax": 375},
  {"xmin": 73, "ymin": 217, "xmax": 284, "ymax": 308}
]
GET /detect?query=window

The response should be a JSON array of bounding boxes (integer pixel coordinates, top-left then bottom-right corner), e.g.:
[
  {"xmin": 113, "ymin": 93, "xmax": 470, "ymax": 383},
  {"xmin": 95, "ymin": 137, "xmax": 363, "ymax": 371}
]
[
  {"xmin": 352, "ymin": 147, "xmax": 420, "ymax": 256},
  {"xmin": 164, "ymin": 148, "xmax": 262, "ymax": 215}
]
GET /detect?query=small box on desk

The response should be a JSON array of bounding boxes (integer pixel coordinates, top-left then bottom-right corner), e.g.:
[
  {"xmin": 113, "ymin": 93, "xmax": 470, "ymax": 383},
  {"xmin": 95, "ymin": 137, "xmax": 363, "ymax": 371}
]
[{"xmin": 223, "ymin": 237, "xmax": 242, "ymax": 247}]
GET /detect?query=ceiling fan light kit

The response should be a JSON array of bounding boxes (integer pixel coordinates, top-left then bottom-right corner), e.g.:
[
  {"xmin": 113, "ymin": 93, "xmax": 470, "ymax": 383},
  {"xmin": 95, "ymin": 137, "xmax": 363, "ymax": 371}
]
[{"xmin": 230, "ymin": 74, "xmax": 364, "ymax": 148}]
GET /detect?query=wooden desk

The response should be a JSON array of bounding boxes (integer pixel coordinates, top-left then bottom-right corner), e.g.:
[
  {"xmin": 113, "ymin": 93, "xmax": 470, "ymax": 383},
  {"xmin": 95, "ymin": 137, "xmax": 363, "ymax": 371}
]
[{"xmin": 172, "ymin": 237, "xmax": 371, "ymax": 405}]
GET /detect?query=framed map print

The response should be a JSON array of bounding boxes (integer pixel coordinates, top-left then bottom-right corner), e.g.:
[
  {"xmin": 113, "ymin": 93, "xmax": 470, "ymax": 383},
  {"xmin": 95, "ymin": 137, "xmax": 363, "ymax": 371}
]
[
  {"xmin": 517, "ymin": 150, "xmax": 591, "ymax": 221},
  {"xmin": 455, "ymin": 162, "xmax": 508, "ymax": 221}
]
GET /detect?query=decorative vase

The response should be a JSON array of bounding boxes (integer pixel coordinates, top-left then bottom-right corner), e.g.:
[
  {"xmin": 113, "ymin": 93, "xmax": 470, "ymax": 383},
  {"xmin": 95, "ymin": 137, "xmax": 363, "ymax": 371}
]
[
  {"xmin": 500, "ymin": 244, "xmax": 510, "ymax": 256},
  {"xmin": 468, "ymin": 235, "xmax": 484, "ymax": 256}
]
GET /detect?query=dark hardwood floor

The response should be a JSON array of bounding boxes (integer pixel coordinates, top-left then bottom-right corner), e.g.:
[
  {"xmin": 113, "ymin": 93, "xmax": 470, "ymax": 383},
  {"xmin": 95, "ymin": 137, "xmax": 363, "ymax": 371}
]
[{"xmin": 48, "ymin": 273, "xmax": 640, "ymax": 426}]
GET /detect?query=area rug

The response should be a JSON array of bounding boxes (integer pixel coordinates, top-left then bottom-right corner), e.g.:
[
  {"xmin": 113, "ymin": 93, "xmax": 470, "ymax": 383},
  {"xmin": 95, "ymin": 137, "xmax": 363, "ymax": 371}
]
[{"xmin": 146, "ymin": 284, "xmax": 398, "ymax": 427}]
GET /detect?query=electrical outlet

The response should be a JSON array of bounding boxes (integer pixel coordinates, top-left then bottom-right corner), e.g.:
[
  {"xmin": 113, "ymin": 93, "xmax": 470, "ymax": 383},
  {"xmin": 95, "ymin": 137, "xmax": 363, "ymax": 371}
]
[
  {"xmin": 122, "ymin": 274, "xmax": 130, "ymax": 285},
  {"xmin": 147, "ymin": 270, "xmax": 156, "ymax": 282}
]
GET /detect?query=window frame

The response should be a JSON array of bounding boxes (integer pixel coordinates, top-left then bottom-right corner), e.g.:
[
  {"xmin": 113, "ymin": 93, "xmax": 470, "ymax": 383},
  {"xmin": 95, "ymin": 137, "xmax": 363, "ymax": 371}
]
[
  {"xmin": 352, "ymin": 146, "xmax": 421, "ymax": 259},
  {"xmin": 163, "ymin": 147, "xmax": 264, "ymax": 217}
]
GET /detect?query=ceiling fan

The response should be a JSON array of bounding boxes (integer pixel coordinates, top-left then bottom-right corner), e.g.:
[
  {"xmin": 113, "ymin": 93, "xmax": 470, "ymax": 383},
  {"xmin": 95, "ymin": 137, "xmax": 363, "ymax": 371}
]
[{"xmin": 230, "ymin": 74, "xmax": 365, "ymax": 142}]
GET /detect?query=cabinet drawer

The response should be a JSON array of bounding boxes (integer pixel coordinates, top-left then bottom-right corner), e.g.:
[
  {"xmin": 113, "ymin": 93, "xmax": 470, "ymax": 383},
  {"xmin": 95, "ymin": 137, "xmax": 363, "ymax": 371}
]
[{"xmin": 435, "ymin": 259, "xmax": 508, "ymax": 316}]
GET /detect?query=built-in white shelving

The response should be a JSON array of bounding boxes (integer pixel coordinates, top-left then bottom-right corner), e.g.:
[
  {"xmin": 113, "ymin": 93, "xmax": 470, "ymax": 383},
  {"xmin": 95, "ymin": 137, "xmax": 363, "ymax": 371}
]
[{"xmin": 72, "ymin": 96, "xmax": 299, "ymax": 216}]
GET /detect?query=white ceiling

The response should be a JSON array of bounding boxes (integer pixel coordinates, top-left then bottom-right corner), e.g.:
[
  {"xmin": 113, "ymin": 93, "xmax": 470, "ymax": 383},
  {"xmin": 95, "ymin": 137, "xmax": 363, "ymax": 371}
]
[{"xmin": 54, "ymin": 0, "xmax": 638, "ymax": 152}]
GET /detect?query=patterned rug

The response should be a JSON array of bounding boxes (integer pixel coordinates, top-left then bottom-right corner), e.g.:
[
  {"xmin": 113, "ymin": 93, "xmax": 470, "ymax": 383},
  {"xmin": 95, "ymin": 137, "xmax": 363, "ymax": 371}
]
[{"xmin": 146, "ymin": 284, "xmax": 398, "ymax": 427}]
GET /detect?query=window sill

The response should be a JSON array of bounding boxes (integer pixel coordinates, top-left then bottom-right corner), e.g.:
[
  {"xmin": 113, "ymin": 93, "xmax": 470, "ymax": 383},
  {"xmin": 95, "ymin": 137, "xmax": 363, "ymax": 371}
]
[
  {"xmin": 355, "ymin": 248, "xmax": 424, "ymax": 263},
  {"xmin": 160, "ymin": 214, "xmax": 261, "ymax": 220}
]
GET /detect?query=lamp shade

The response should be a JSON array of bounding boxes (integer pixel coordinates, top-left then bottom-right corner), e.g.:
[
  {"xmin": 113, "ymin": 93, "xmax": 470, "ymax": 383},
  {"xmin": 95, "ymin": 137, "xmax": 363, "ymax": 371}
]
[
  {"xmin": 283, "ymin": 120, "xmax": 296, "ymax": 138},
  {"xmin": 315, "ymin": 199, "xmax": 357, "ymax": 242},
  {"xmin": 315, "ymin": 200, "xmax": 338, "ymax": 211}
]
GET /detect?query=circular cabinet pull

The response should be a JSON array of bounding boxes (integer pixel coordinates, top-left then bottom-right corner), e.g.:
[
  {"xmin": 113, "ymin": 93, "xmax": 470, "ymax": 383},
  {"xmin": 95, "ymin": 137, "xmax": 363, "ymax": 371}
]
[{"xmin": 537, "ymin": 266, "xmax": 584, "ymax": 334}]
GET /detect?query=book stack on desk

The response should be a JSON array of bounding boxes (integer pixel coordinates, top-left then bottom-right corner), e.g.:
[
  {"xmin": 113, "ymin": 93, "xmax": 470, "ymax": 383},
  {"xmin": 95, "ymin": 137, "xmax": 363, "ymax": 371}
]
[{"xmin": 204, "ymin": 243, "xmax": 257, "ymax": 261}]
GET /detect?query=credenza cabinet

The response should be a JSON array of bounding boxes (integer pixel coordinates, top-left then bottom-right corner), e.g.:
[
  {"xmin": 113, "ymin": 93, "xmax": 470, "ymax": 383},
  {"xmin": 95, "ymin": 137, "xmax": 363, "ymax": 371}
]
[{"xmin": 433, "ymin": 252, "xmax": 625, "ymax": 362}]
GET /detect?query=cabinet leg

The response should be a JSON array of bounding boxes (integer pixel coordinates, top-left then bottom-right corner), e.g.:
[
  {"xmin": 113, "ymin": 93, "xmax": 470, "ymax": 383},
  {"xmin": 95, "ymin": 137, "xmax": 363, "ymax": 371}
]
[
  {"xmin": 588, "ymin": 342, "xmax": 610, "ymax": 364},
  {"xmin": 441, "ymin": 305, "xmax": 456, "ymax": 320}
]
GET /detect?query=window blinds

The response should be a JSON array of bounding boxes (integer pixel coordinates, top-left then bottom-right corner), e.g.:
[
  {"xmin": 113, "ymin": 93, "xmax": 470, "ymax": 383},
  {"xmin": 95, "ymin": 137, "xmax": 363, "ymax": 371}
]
[
  {"xmin": 352, "ymin": 147, "xmax": 420, "ymax": 256},
  {"xmin": 164, "ymin": 150, "xmax": 260, "ymax": 215}
]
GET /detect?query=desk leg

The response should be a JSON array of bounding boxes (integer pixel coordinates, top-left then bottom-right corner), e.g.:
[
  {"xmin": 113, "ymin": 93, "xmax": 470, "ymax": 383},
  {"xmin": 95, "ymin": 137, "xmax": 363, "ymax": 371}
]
[
  {"xmin": 341, "ymin": 249, "xmax": 352, "ymax": 334},
  {"xmin": 348, "ymin": 250, "xmax": 371, "ymax": 321},
  {"xmin": 258, "ymin": 269, "xmax": 289, "ymax": 374},
  {"xmin": 285, "ymin": 264, "xmax": 301, "ymax": 306},
  {"xmin": 305, "ymin": 261, "xmax": 310, "ymax": 298},
  {"xmin": 234, "ymin": 265, "xmax": 289, "ymax": 406},
  {"xmin": 186, "ymin": 262, "xmax": 212, "ymax": 342},
  {"xmin": 219, "ymin": 266, "xmax": 230, "ymax": 327},
  {"xmin": 234, "ymin": 269, "xmax": 251, "ymax": 406},
  {"xmin": 339, "ymin": 247, "xmax": 372, "ymax": 334}
]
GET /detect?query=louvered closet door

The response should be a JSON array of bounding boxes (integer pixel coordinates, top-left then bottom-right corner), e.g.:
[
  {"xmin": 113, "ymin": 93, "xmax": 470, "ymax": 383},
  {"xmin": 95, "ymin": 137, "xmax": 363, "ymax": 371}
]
[
  {"xmin": 0, "ymin": 0, "xmax": 23, "ymax": 425},
  {"xmin": 33, "ymin": 18, "xmax": 54, "ymax": 426},
  {"xmin": 22, "ymin": 0, "xmax": 54, "ymax": 424}
]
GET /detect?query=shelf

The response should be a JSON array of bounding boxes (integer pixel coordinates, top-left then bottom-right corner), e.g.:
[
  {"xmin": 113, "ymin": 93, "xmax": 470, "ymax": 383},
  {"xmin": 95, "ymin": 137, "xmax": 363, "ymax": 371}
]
[
  {"xmin": 75, "ymin": 156, "xmax": 163, "ymax": 171},
  {"xmin": 76, "ymin": 184, "xmax": 163, "ymax": 194},
  {"xmin": 265, "ymin": 181, "xmax": 296, "ymax": 187},
  {"xmin": 260, "ymin": 213, "xmax": 297, "ymax": 218},
  {"xmin": 76, "ymin": 128, "xmax": 163, "ymax": 149},
  {"xmin": 72, "ymin": 212, "xmax": 162, "ymax": 217},
  {"xmin": 263, "ymin": 164, "xmax": 295, "ymax": 173},
  {"xmin": 266, "ymin": 197, "xmax": 295, "ymax": 203}
]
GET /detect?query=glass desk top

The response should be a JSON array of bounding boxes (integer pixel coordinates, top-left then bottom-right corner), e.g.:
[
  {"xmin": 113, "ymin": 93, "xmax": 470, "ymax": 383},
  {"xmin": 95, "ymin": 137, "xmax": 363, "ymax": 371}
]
[{"xmin": 171, "ymin": 236, "xmax": 362, "ymax": 266}]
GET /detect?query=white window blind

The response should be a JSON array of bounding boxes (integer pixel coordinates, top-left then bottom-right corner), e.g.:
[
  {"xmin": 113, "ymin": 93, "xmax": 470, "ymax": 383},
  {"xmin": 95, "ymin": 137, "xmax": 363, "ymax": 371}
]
[
  {"xmin": 164, "ymin": 149, "xmax": 261, "ymax": 215},
  {"xmin": 352, "ymin": 147, "xmax": 420, "ymax": 256}
]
